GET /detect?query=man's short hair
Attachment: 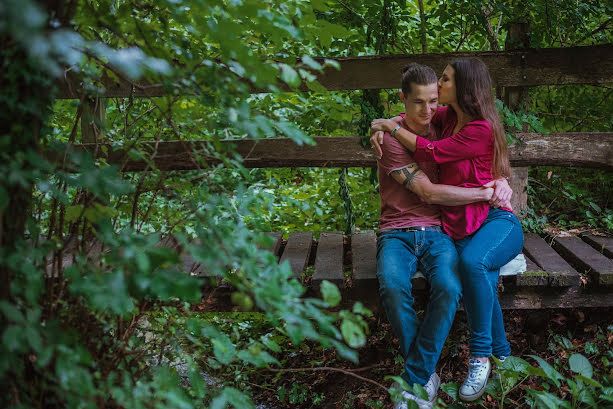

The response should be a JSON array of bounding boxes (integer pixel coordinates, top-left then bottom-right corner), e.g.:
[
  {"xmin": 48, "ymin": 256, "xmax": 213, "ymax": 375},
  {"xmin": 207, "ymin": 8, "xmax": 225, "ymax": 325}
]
[{"xmin": 401, "ymin": 63, "xmax": 437, "ymax": 95}]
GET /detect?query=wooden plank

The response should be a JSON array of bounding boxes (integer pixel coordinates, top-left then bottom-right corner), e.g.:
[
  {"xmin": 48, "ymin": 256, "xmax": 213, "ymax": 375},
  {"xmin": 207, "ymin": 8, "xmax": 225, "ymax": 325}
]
[
  {"xmin": 551, "ymin": 236, "xmax": 613, "ymax": 286},
  {"xmin": 57, "ymin": 44, "xmax": 613, "ymax": 98},
  {"xmin": 45, "ymin": 132, "xmax": 613, "ymax": 171},
  {"xmin": 582, "ymin": 235, "xmax": 613, "ymax": 259},
  {"xmin": 198, "ymin": 282, "xmax": 613, "ymax": 312},
  {"xmin": 509, "ymin": 132, "xmax": 613, "ymax": 169},
  {"xmin": 347, "ymin": 231, "xmax": 380, "ymax": 313},
  {"xmin": 499, "ymin": 287, "xmax": 613, "ymax": 309},
  {"xmin": 522, "ymin": 233, "xmax": 578, "ymax": 287},
  {"xmin": 351, "ymin": 231, "xmax": 377, "ymax": 281},
  {"xmin": 312, "ymin": 232, "xmax": 344, "ymax": 287},
  {"xmin": 279, "ymin": 232, "xmax": 312, "ymax": 279},
  {"xmin": 515, "ymin": 252, "xmax": 549, "ymax": 287},
  {"xmin": 510, "ymin": 168, "xmax": 528, "ymax": 218}
]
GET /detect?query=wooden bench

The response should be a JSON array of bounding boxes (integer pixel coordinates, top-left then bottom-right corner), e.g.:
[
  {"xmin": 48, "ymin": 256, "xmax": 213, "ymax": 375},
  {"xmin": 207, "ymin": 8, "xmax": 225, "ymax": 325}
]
[
  {"xmin": 160, "ymin": 230, "xmax": 613, "ymax": 312},
  {"xmin": 46, "ymin": 44, "xmax": 613, "ymax": 311}
]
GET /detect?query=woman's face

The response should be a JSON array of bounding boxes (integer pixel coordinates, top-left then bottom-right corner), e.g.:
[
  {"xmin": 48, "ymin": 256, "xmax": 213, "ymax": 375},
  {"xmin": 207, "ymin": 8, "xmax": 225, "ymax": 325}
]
[{"xmin": 438, "ymin": 65, "xmax": 457, "ymax": 105}]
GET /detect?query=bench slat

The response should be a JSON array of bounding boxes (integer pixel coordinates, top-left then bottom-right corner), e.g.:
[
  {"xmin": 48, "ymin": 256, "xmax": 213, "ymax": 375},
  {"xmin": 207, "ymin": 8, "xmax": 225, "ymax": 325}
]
[
  {"xmin": 279, "ymin": 232, "xmax": 312, "ymax": 279},
  {"xmin": 312, "ymin": 232, "xmax": 344, "ymax": 287},
  {"xmin": 582, "ymin": 235, "xmax": 613, "ymax": 259},
  {"xmin": 551, "ymin": 236, "xmax": 613, "ymax": 286},
  {"xmin": 516, "ymin": 253, "xmax": 549, "ymax": 287},
  {"xmin": 351, "ymin": 231, "xmax": 377, "ymax": 281},
  {"xmin": 523, "ymin": 233, "xmax": 578, "ymax": 287}
]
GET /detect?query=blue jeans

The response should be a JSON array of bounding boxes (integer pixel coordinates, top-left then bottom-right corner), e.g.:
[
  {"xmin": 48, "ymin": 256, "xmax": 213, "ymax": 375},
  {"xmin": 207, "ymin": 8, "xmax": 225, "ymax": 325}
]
[
  {"xmin": 455, "ymin": 208, "xmax": 523, "ymax": 358},
  {"xmin": 376, "ymin": 227, "xmax": 462, "ymax": 386}
]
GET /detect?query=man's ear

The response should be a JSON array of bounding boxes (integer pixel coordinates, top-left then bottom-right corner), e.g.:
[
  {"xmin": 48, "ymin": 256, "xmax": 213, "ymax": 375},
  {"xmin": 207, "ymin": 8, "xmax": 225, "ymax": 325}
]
[{"xmin": 398, "ymin": 90, "xmax": 405, "ymax": 103}]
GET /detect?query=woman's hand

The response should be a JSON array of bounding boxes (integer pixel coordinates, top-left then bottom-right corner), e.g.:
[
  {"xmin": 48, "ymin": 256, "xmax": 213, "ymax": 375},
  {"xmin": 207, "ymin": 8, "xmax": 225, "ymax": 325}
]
[
  {"xmin": 369, "ymin": 118, "xmax": 396, "ymax": 159},
  {"xmin": 483, "ymin": 178, "xmax": 513, "ymax": 209}
]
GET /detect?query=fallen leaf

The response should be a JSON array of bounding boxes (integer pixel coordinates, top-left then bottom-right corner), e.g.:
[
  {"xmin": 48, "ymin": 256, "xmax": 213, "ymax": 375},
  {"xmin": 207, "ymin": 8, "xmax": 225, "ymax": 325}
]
[{"xmin": 547, "ymin": 170, "xmax": 553, "ymax": 179}]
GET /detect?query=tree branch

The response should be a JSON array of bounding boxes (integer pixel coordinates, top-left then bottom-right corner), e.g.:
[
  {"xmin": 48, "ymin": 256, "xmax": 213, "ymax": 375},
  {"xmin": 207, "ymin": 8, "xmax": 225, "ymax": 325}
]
[{"xmin": 269, "ymin": 366, "xmax": 389, "ymax": 392}]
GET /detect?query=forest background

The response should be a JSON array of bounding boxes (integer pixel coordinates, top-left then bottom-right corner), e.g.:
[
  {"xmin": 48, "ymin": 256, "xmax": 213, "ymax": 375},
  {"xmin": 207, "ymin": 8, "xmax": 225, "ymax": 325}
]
[{"xmin": 1, "ymin": 0, "xmax": 613, "ymax": 408}]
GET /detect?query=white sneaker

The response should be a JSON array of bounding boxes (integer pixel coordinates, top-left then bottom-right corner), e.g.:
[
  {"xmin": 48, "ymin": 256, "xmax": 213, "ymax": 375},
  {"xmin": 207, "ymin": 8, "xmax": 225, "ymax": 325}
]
[
  {"xmin": 393, "ymin": 373, "xmax": 440, "ymax": 409},
  {"xmin": 459, "ymin": 358, "xmax": 491, "ymax": 402},
  {"xmin": 424, "ymin": 372, "xmax": 441, "ymax": 403}
]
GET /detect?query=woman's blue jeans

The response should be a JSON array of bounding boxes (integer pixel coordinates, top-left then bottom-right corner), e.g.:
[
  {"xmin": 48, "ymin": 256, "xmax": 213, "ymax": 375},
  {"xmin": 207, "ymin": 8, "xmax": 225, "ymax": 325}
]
[
  {"xmin": 455, "ymin": 208, "xmax": 523, "ymax": 358},
  {"xmin": 376, "ymin": 227, "xmax": 462, "ymax": 386}
]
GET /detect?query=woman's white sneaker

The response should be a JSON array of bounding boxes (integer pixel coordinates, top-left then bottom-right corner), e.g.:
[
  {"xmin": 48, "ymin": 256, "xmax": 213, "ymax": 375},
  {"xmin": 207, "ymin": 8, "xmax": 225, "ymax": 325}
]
[
  {"xmin": 393, "ymin": 373, "xmax": 440, "ymax": 409},
  {"xmin": 459, "ymin": 358, "xmax": 491, "ymax": 402}
]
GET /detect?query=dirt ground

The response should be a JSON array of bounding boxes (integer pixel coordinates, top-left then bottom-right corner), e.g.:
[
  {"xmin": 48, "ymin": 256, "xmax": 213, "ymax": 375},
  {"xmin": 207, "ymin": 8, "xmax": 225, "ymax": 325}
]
[{"xmin": 250, "ymin": 307, "xmax": 613, "ymax": 408}]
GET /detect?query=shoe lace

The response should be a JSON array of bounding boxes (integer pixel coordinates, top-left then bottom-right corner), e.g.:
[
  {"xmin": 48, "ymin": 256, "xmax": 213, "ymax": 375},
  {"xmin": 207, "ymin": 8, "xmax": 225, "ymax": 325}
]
[{"xmin": 465, "ymin": 360, "xmax": 488, "ymax": 387}]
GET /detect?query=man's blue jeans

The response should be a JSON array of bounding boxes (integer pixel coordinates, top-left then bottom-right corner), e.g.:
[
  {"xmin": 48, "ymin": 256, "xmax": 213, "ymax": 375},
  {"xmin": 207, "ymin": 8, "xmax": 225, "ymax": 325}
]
[
  {"xmin": 376, "ymin": 227, "xmax": 462, "ymax": 386},
  {"xmin": 455, "ymin": 208, "xmax": 523, "ymax": 358}
]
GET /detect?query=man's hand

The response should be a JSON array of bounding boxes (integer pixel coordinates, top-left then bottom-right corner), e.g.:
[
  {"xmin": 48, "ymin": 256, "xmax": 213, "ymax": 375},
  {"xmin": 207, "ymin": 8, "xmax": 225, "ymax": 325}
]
[
  {"xmin": 371, "ymin": 118, "xmax": 397, "ymax": 133},
  {"xmin": 484, "ymin": 178, "xmax": 513, "ymax": 209},
  {"xmin": 369, "ymin": 118, "xmax": 396, "ymax": 159}
]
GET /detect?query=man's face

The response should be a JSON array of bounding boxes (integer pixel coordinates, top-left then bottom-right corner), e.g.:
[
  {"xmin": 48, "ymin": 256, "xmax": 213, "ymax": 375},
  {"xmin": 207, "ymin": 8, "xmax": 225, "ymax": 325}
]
[{"xmin": 399, "ymin": 82, "xmax": 438, "ymax": 129}]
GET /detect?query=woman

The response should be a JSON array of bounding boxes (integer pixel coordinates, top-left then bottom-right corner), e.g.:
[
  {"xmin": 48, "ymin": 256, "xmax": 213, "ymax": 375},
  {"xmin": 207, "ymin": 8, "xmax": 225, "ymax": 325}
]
[{"xmin": 370, "ymin": 57, "xmax": 523, "ymax": 402}]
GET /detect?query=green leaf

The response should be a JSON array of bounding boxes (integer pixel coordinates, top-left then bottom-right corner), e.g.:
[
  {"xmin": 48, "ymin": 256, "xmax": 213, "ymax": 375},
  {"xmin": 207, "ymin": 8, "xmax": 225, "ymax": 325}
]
[
  {"xmin": 211, "ymin": 334, "xmax": 236, "ymax": 365},
  {"xmin": 0, "ymin": 301, "xmax": 25, "ymax": 323},
  {"xmin": 528, "ymin": 389, "xmax": 570, "ymax": 409},
  {"xmin": 261, "ymin": 334, "xmax": 282, "ymax": 353},
  {"xmin": 2, "ymin": 325, "xmax": 25, "ymax": 352},
  {"xmin": 320, "ymin": 280, "xmax": 341, "ymax": 307},
  {"xmin": 440, "ymin": 382, "xmax": 459, "ymax": 399},
  {"xmin": 211, "ymin": 387, "xmax": 255, "ymax": 409},
  {"xmin": 341, "ymin": 318, "xmax": 365, "ymax": 348},
  {"xmin": 575, "ymin": 374, "xmax": 602, "ymax": 388},
  {"xmin": 529, "ymin": 355, "xmax": 564, "ymax": 387},
  {"xmin": 301, "ymin": 56, "xmax": 322, "ymax": 71},
  {"xmin": 502, "ymin": 355, "xmax": 531, "ymax": 373},
  {"xmin": 569, "ymin": 353, "xmax": 593, "ymax": 378},
  {"xmin": 279, "ymin": 64, "xmax": 300, "ymax": 88},
  {"xmin": 188, "ymin": 367, "xmax": 208, "ymax": 399},
  {"xmin": 352, "ymin": 301, "xmax": 372, "ymax": 317}
]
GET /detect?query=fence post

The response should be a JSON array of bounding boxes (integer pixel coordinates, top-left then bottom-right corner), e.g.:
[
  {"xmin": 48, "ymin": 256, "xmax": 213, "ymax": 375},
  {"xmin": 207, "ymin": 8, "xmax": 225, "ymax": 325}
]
[
  {"xmin": 80, "ymin": 97, "xmax": 105, "ymax": 143},
  {"xmin": 505, "ymin": 22, "xmax": 530, "ymax": 216}
]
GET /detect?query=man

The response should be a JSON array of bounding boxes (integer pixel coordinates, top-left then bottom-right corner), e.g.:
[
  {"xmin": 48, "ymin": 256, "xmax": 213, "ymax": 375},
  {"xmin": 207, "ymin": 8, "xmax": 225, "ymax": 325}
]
[{"xmin": 374, "ymin": 63, "xmax": 510, "ymax": 409}]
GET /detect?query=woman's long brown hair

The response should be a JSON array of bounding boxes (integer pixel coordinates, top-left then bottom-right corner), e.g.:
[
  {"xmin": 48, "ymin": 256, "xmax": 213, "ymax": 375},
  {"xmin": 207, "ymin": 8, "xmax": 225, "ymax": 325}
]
[{"xmin": 449, "ymin": 58, "xmax": 510, "ymax": 179}]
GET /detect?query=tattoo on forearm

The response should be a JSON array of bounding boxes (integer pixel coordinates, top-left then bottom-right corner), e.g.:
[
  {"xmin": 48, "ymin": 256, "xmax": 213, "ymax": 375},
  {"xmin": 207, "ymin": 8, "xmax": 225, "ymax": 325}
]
[{"xmin": 391, "ymin": 164, "xmax": 422, "ymax": 187}]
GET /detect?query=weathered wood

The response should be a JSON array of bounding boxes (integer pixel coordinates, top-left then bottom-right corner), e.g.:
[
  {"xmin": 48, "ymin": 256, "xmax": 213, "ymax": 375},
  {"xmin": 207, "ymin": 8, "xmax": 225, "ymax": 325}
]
[
  {"xmin": 46, "ymin": 132, "xmax": 613, "ymax": 171},
  {"xmin": 510, "ymin": 167, "xmax": 528, "ymax": 217},
  {"xmin": 81, "ymin": 98, "xmax": 106, "ymax": 143},
  {"xmin": 516, "ymin": 253, "xmax": 549, "ymax": 287},
  {"xmin": 581, "ymin": 235, "xmax": 613, "ymax": 259},
  {"xmin": 351, "ymin": 231, "xmax": 377, "ymax": 281},
  {"xmin": 279, "ymin": 232, "xmax": 312, "ymax": 279},
  {"xmin": 262, "ymin": 232, "xmax": 283, "ymax": 258},
  {"xmin": 504, "ymin": 23, "xmax": 530, "ymax": 217},
  {"xmin": 312, "ymin": 232, "xmax": 344, "ymax": 287},
  {"xmin": 550, "ymin": 236, "xmax": 613, "ymax": 286},
  {"xmin": 498, "ymin": 287, "xmax": 613, "ymax": 309},
  {"xmin": 57, "ymin": 44, "xmax": 613, "ymax": 98},
  {"xmin": 199, "ymin": 281, "xmax": 613, "ymax": 312},
  {"xmin": 522, "ymin": 233, "xmax": 578, "ymax": 287},
  {"xmin": 346, "ymin": 231, "xmax": 380, "ymax": 312},
  {"xmin": 509, "ymin": 132, "xmax": 613, "ymax": 169}
]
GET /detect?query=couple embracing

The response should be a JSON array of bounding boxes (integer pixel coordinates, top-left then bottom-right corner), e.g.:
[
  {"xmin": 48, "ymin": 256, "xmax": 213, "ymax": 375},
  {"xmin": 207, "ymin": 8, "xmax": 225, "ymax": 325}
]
[{"xmin": 372, "ymin": 59, "xmax": 524, "ymax": 408}]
